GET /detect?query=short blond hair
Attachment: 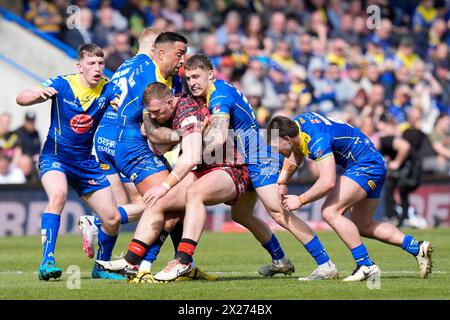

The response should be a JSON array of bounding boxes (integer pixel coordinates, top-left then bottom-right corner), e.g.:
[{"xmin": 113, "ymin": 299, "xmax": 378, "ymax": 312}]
[{"xmin": 138, "ymin": 28, "xmax": 162, "ymax": 51}]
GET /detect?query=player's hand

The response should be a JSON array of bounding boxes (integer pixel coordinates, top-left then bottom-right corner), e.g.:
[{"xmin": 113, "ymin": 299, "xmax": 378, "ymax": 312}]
[
  {"xmin": 388, "ymin": 160, "xmax": 401, "ymax": 171},
  {"xmin": 201, "ymin": 119, "xmax": 210, "ymax": 133},
  {"xmin": 278, "ymin": 183, "xmax": 288, "ymax": 203},
  {"xmin": 282, "ymin": 194, "xmax": 303, "ymax": 211},
  {"xmin": 36, "ymin": 87, "xmax": 58, "ymax": 100},
  {"xmin": 110, "ymin": 94, "xmax": 121, "ymax": 112},
  {"xmin": 143, "ymin": 185, "xmax": 169, "ymax": 207}
]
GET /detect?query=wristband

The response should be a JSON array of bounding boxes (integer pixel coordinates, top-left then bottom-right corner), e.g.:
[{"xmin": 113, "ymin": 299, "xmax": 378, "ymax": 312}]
[
  {"xmin": 163, "ymin": 172, "xmax": 181, "ymax": 190},
  {"xmin": 170, "ymin": 172, "xmax": 181, "ymax": 182}
]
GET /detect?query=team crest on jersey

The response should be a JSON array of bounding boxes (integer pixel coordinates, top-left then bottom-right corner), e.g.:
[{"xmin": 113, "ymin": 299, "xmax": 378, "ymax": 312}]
[
  {"xmin": 98, "ymin": 97, "xmax": 106, "ymax": 109},
  {"xmin": 69, "ymin": 114, "xmax": 94, "ymax": 134},
  {"xmin": 212, "ymin": 105, "xmax": 221, "ymax": 114}
]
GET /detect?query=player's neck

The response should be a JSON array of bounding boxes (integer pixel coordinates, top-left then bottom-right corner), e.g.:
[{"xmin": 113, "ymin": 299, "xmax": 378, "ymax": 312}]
[{"xmin": 78, "ymin": 74, "xmax": 99, "ymax": 89}]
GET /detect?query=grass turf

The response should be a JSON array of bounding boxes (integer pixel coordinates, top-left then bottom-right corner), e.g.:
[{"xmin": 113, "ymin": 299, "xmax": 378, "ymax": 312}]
[{"xmin": 0, "ymin": 228, "xmax": 449, "ymax": 300}]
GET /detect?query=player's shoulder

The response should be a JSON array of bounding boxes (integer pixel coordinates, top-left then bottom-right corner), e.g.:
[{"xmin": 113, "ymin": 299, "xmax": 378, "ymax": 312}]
[
  {"xmin": 40, "ymin": 74, "xmax": 71, "ymax": 88},
  {"xmin": 209, "ymin": 80, "xmax": 233, "ymax": 103}
]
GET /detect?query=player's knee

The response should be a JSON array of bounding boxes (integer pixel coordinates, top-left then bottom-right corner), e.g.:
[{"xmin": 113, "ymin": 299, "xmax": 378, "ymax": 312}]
[
  {"xmin": 48, "ymin": 189, "xmax": 67, "ymax": 211},
  {"xmin": 186, "ymin": 185, "xmax": 203, "ymax": 202},
  {"xmin": 101, "ymin": 209, "xmax": 121, "ymax": 230},
  {"xmin": 231, "ymin": 211, "xmax": 248, "ymax": 225},
  {"xmin": 322, "ymin": 207, "xmax": 338, "ymax": 223},
  {"xmin": 269, "ymin": 209, "xmax": 289, "ymax": 228}
]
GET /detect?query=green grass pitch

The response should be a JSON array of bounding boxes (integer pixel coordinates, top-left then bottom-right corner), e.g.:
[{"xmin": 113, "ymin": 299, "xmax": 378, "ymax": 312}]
[{"xmin": 0, "ymin": 228, "xmax": 449, "ymax": 300}]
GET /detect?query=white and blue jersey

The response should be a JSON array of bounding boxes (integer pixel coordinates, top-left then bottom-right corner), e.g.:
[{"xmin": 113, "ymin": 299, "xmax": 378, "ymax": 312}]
[
  {"xmin": 207, "ymin": 79, "xmax": 281, "ymax": 188},
  {"xmin": 112, "ymin": 53, "xmax": 182, "ymax": 184},
  {"xmin": 294, "ymin": 112, "xmax": 387, "ymax": 198},
  {"xmin": 38, "ymin": 74, "xmax": 118, "ymax": 195}
]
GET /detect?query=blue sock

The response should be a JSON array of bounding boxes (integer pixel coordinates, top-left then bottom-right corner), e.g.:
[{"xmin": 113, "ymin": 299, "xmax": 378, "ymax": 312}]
[
  {"xmin": 96, "ymin": 227, "xmax": 118, "ymax": 261},
  {"xmin": 351, "ymin": 244, "xmax": 374, "ymax": 267},
  {"xmin": 143, "ymin": 230, "xmax": 169, "ymax": 263},
  {"xmin": 40, "ymin": 213, "xmax": 61, "ymax": 266},
  {"xmin": 401, "ymin": 235, "xmax": 420, "ymax": 256},
  {"xmin": 304, "ymin": 235, "xmax": 330, "ymax": 266},
  {"xmin": 262, "ymin": 234, "xmax": 285, "ymax": 261},
  {"xmin": 118, "ymin": 207, "xmax": 128, "ymax": 225},
  {"xmin": 93, "ymin": 216, "xmax": 101, "ymax": 227}
]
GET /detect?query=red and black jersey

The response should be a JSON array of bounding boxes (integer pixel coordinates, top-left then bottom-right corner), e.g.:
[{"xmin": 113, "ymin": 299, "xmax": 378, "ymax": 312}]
[{"xmin": 169, "ymin": 94, "xmax": 210, "ymax": 137}]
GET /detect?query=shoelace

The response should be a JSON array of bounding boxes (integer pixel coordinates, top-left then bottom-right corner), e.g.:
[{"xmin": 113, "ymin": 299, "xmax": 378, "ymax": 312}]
[{"xmin": 164, "ymin": 259, "xmax": 181, "ymax": 272}]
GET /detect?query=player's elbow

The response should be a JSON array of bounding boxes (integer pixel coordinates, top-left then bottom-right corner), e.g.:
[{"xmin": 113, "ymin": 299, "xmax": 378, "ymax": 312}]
[
  {"xmin": 16, "ymin": 93, "xmax": 28, "ymax": 106},
  {"xmin": 322, "ymin": 178, "xmax": 335, "ymax": 192}
]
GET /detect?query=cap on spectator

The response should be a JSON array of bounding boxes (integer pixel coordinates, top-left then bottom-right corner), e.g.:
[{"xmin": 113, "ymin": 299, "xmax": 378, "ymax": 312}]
[{"xmin": 25, "ymin": 111, "xmax": 36, "ymax": 122}]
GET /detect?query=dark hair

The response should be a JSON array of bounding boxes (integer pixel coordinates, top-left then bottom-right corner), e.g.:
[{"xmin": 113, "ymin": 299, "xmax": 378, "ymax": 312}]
[
  {"xmin": 185, "ymin": 54, "xmax": 213, "ymax": 71},
  {"xmin": 142, "ymin": 82, "xmax": 172, "ymax": 106},
  {"xmin": 266, "ymin": 116, "xmax": 299, "ymax": 141},
  {"xmin": 154, "ymin": 32, "xmax": 188, "ymax": 47},
  {"xmin": 77, "ymin": 43, "xmax": 104, "ymax": 61}
]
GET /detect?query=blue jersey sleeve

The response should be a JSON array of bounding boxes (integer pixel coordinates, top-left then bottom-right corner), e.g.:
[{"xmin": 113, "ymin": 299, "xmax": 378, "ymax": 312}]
[
  {"xmin": 40, "ymin": 75, "xmax": 64, "ymax": 92},
  {"xmin": 209, "ymin": 94, "xmax": 232, "ymax": 117},
  {"xmin": 308, "ymin": 131, "xmax": 333, "ymax": 162}
]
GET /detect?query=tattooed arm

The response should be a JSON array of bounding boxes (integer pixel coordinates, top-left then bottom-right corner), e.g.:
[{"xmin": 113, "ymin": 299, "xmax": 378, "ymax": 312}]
[
  {"xmin": 203, "ymin": 114, "xmax": 230, "ymax": 150},
  {"xmin": 142, "ymin": 109, "xmax": 181, "ymax": 145}
]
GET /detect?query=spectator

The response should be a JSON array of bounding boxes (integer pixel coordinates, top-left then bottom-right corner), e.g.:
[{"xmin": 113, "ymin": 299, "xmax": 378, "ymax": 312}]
[
  {"xmin": 25, "ymin": 0, "xmax": 63, "ymax": 37},
  {"xmin": 14, "ymin": 112, "xmax": 41, "ymax": 163},
  {"xmin": 200, "ymin": 34, "xmax": 224, "ymax": 69},
  {"xmin": 184, "ymin": 0, "xmax": 211, "ymax": 32},
  {"xmin": 0, "ymin": 153, "xmax": 26, "ymax": 184},
  {"xmin": 326, "ymin": 38, "xmax": 348, "ymax": 70},
  {"xmin": 105, "ymin": 31, "xmax": 132, "ymax": 71},
  {"xmin": 63, "ymin": 7, "xmax": 94, "ymax": 49},
  {"xmin": 413, "ymin": 0, "xmax": 438, "ymax": 34},
  {"xmin": 264, "ymin": 11, "xmax": 287, "ymax": 50},
  {"xmin": 293, "ymin": 33, "xmax": 315, "ymax": 68},
  {"xmin": 272, "ymin": 91, "xmax": 300, "ymax": 118},
  {"xmin": 241, "ymin": 59, "xmax": 280, "ymax": 110},
  {"xmin": 92, "ymin": 5, "xmax": 128, "ymax": 48},
  {"xmin": 215, "ymin": 10, "xmax": 244, "ymax": 47},
  {"xmin": 161, "ymin": 0, "xmax": 184, "ymax": 30},
  {"xmin": 394, "ymin": 37, "xmax": 421, "ymax": 71},
  {"xmin": 0, "ymin": 112, "xmax": 20, "ymax": 165},
  {"xmin": 269, "ymin": 40, "xmax": 296, "ymax": 94},
  {"xmin": 307, "ymin": 57, "xmax": 337, "ymax": 114},
  {"xmin": 425, "ymin": 113, "xmax": 450, "ymax": 174},
  {"xmin": 245, "ymin": 84, "xmax": 270, "ymax": 127},
  {"xmin": 330, "ymin": 14, "xmax": 358, "ymax": 45},
  {"xmin": 17, "ymin": 154, "xmax": 40, "ymax": 184},
  {"xmin": 388, "ymin": 84, "xmax": 413, "ymax": 126},
  {"xmin": 244, "ymin": 13, "xmax": 265, "ymax": 42}
]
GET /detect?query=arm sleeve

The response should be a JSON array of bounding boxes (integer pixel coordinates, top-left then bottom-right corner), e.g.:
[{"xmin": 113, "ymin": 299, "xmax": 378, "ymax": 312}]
[{"xmin": 309, "ymin": 133, "xmax": 333, "ymax": 162}]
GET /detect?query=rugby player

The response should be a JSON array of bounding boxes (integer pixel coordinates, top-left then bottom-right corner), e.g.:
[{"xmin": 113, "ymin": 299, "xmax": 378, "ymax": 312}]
[
  {"xmin": 267, "ymin": 114, "xmax": 433, "ymax": 281},
  {"xmin": 154, "ymin": 55, "xmax": 338, "ymax": 281},
  {"xmin": 16, "ymin": 44, "xmax": 129, "ymax": 280}
]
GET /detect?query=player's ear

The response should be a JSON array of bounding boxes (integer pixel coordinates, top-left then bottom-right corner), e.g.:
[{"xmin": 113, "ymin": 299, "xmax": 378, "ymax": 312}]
[
  {"xmin": 208, "ymin": 69, "xmax": 214, "ymax": 81},
  {"xmin": 76, "ymin": 61, "xmax": 82, "ymax": 73}
]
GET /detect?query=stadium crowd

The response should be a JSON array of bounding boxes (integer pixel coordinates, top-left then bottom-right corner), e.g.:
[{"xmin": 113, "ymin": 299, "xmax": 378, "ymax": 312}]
[{"xmin": 1, "ymin": 1, "xmax": 449, "ymax": 227}]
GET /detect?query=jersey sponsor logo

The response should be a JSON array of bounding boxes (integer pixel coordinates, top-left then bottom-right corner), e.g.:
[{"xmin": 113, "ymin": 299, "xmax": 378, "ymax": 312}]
[
  {"xmin": 63, "ymin": 98, "xmax": 78, "ymax": 107},
  {"xmin": 51, "ymin": 161, "xmax": 62, "ymax": 169},
  {"xmin": 130, "ymin": 173, "xmax": 138, "ymax": 182},
  {"xmin": 69, "ymin": 114, "xmax": 94, "ymax": 134},
  {"xmin": 88, "ymin": 179, "xmax": 98, "ymax": 185},
  {"xmin": 368, "ymin": 180, "xmax": 377, "ymax": 190},
  {"xmin": 153, "ymin": 156, "xmax": 165, "ymax": 167},
  {"xmin": 100, "ymin": 163, "xmax": 110, "ymax": 171},
  {"xmin": 310, "ymin": 119, "xmax": 321, "ymax": 124}
]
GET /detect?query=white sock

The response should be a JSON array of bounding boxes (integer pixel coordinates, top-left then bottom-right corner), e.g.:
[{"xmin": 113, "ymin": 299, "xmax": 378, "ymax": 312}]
[
  {"xmin": 273, "ymin": 256, "xmax": 289, "ymax": 265},
  {"xmin": 138, "ymin": 260, "xmax": 152, "ymax": 272}
]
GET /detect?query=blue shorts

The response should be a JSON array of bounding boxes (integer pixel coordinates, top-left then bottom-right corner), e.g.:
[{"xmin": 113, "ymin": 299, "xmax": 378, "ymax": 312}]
[
  {"xmin": 95, "ymin": 126, "xmax": 130, "ymax": 183},
  {"xmin": 343, "ymin": 153, "xmax": 387, "ymax": 199},
  {"xmin": 39, "ymin": 153, "xmax": 110, "ymax": 196},
  {"xmin": 246, "ymin": 146, "xmax": 282, "ymax": 190},
  {"xmin": 115, "ymin": 139, "xmax": 169, "ymax": 185}
]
